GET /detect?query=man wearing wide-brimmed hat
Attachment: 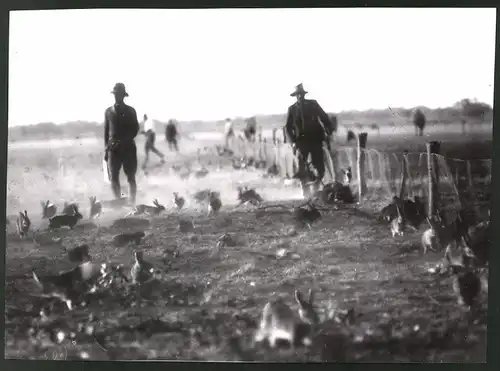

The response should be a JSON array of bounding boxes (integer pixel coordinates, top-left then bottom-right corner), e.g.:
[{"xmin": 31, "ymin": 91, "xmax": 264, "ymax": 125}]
[
  {"xmin": 285, "ymin": 83, "xmax": 335, "ymax": 198},
  {"xmin": 104, "ymin": 82, "xmax": 140, "ymax": 205}
]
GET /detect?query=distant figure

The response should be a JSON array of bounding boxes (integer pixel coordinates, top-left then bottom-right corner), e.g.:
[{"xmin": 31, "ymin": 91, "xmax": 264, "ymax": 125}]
[
  {"xmin": 243, "ymin": 116, "xmax": 257, "ymax": 142},
  {"xmin": 104, "ymin": 83, "xmax": 140, "ymax": 205},
  {"xmin": 329, "ymin": 114, "xmax": 339, "ymax": 141},
  {"xmin": 285, "ymin": 83, "xmax": 335, "ymax": 198},
  {"xmin": 141, "ymin": 114, "xmax": 165, "ymax": 171},
  {"xmin": 413, "ymin": 109, "xmax": 426, "ymax": 136},
  {"xmin": 346, "ymin": 130, "xmax": 356, "ymax": 142},
  {"xmin": 224, "ymin": 118, "xmax": 235, "ymax": 148},
  {"xmin": 165, "ymin": 119, "xmax": 179, "ymax": 152}
]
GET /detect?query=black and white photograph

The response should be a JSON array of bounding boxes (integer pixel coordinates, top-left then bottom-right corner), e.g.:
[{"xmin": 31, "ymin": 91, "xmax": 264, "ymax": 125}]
[{"xmin": 5, "ymin": 7, "xmax": 495, "ymax": 361}]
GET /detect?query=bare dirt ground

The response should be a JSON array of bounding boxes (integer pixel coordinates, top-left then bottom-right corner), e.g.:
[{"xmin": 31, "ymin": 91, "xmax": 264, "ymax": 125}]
[{"xmin": 4, "ymin": 130, "xmax": 491, "ymax": 361}]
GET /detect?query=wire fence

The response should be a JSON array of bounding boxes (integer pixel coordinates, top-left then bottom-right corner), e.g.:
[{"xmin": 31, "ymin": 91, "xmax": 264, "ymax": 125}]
[{"xmin": 220, "ymin": 135, "xmax": 492, "ymax": 209}]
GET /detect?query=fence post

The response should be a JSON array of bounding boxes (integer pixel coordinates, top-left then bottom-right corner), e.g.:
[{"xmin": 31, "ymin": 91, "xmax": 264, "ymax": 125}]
[
  {"xmin": 399, "ymin": 150, "xmax": 408, "ymax": 200},
  {"xmin": 357, "ymin": 132, "xmax": 368, "ymax": 201},
  {"xmin": 262, "ymin": 138, "xmax": 269, "ymax": 165},
  {"xmin": 426, "ymin": 141, "xmax": 441, "ymax": 218},
  {"xmin": 276, "ymin": 139, "xmax": 285, "ymax": 178},
  {"xmin": 272, "ymin": 128, "xmax": 278, "ymax": 145},
  {"xmin": 466, "ymin": 160, "xmax": 474, "ymax": 194},
  {"xmin": 461, "ymin": 119, "xmax": 467, "ymax": 135}
]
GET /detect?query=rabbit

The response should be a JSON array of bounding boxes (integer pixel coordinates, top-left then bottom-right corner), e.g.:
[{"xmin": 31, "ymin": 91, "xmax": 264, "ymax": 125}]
[
  {"xmin": 112, "ymin": 231, "xmax": 146, "ymax": 247},
  {"xmin": 390, "ymin": 203, "xmax": 405, "ymax": 237},
  {"xmin": 391, "ymin": 215, "xmax": 405, "ymax": 237},
  {"xmin": 401, "ymin": 197, "xmax": 425, "ymax": 230},
  {"xmin": 62, "ymin": 202, "xmax": 79, "ymax": 216},
  {"xmin": 237, "ymin": 186, "xmax": 264, "ymax": 206},
  {"xmin": 207, "ymin": 192, "xmax": 222, "ymax": 216},
  {"xmin": 429, "ymin": 212, "xmax": 469, "ymax": 252},
  {"xmin": 194, "ymin": 167, "xmax": 209, "ymax": 178},
  {"xmin": 342, "ymin": 167, "xmax": 352, "ymax": 186},
  {"xmin": 421, "ymin": 223, "xmax": 438, "ymax": 254},
  {"xmin": 128, "ymin": 198, "xmax": 165, "ymax": 217},
  {"xmin": 173, "ymin": 192, "xmax": 186, "ymax": 211},
  {"xmin": 89, "ymin": 196, "xmax": 103, "ymax": 219},
  {"xmin": 444, "ymin": 246, "xmax": 482, "ymax": 310},
  {"xmin": 32, "ymin": 262, "xmax": 102, "ymax": 311},
  {"xmin": 130, "ymin": 251, "xmax": 155, "ymax": 285},
  {"xmin": 41, "ymin": 200, "xmax": 57, "ymax": 219},
  {"xmin": 216, "ymin": 233, "xmax": 237, "ymax": 248},
  {"xmin": 378, "ymin": 196, "xmax": 400, "ymax": 222},
  {"xmin": 16, "ymin": 210, "xmax": 31, "ymax": 239},
  {"xmin": 293, "ymin": 202, "xmax": 321, "ymax": 229},
  {"xmin": 193, "ymin": 189, "xmax": 214, "ymax": 204},
  {"xmin": 67, "ymin": 244, "xmax": 91, "ymax": 264},
  {"xmin": 254, "ymin": 289, "xmax": 319, "ymax": 349},
  {"xmin": 48, "ymin": 206, "xmax": 83, "ymax": 230}
]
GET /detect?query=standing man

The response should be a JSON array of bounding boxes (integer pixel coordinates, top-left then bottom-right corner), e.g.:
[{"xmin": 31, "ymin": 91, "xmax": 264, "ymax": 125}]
[
  {"xmin": 141, "ymin": 113, "xmax": 165, "ymax": 171},
  {"xmin": 285, "ymin": 83, "xmax": 335, "ymax": 198},
  {"xmin": 104, "ymin": 82, "xmax": 140, "ymax": 205},
  {"xmin": 165, "ymin": 119, "xmax": 179, "ymax": 152}
]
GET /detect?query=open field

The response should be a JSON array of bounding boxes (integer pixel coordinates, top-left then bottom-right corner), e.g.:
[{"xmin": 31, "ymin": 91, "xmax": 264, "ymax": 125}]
[{"xmin": 5, "ymin": 122, "xmax": 492, "ymax": 361}]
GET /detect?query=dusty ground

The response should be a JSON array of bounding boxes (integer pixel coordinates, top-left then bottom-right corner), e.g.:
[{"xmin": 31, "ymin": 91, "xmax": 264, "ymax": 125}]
[{"xmin": 4, "ymin": 130, "xmax": 491, "ymax": 361}]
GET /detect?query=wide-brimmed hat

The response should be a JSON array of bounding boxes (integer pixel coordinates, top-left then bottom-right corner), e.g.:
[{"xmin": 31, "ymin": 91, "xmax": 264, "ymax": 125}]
[
  {"xmin": 111, "ymin": 82, "xmax": 129, "ymax": 97},
  {"xmin": 290, "ymin": 83, "xmax": 308, "ymax": 97}
]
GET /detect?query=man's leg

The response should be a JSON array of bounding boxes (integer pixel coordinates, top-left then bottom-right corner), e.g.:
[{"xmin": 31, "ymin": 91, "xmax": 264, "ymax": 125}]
[
  {"xmin": 296, "ymin": 145, "xmax": 312, "ymax": 199},
  {"xmin": 310, "ymin": 143, "xmax": 326, "ymax": 194},
  {"xmin": 123, "ymin": 144, "xmax": 138, "ymax": 205},
  {"xmin": 151, "ymin": 146, "xmax": 165, "ymax": 164},
  {"xmin": 107, "ymin": 150, "xmax": 123, "ymax": 200},
  {"xmin": 142, "ymin": 146, "xmax": 150, "ymax": 170},
  {"xmin": 173, "ymin": 138, "xmax": 179, "ymax": 152}
]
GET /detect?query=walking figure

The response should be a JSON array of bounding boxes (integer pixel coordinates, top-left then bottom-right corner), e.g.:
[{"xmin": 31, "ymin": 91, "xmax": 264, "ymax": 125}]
[
  {"xmin": 104, "ymin": 82, "xmax": 140, "ymax": 205},
  {"xmin": 165, "ymin": 119, "xmax": 179, "ymax": 152},
  {"xmin": 285, "ymin": 83, "xmax": 335, "ymax": 198},
  {"xmin": 243, "ymin": 116, "xmax": 257, "ymax": 142},
  {"xmin": 224, "ymin": 118, "xmax": 235, "ymax": 149},
  {"xmin": 141, "ymin": 114, "xmax": 165, "ymax": 171}
]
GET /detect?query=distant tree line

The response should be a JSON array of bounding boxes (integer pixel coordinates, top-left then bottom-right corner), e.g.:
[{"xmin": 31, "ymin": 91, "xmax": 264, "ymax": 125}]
[{"xmin": 8, "ymin": 98, "xmax": 492, "ymax": 142}]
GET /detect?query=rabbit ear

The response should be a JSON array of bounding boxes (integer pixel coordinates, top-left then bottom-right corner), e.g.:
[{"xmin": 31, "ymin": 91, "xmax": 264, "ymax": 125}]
[
  {"xmin": 24, "ymin": 210, "xmax": 28, "ymax": 217},
  {"xmin": 19, "ymin": 211, "xmax": 24, "ymax": 218},
  {"xmin": 308, "ymin": 288, "xmax": 314, "ymax": 304},
  {"xmin": 295, "ymin": 290, "xmax": 307, "ymax": 307}
]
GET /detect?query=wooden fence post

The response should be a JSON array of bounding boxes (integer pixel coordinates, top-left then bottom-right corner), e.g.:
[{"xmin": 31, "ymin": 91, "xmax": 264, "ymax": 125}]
[
  {"xmin": 357, "ymin": 132, "xmax": 368, "ymax": 201},
  {"xmin": 262, "ymin": 138, "xmax": 269, "ymax": 165},
  {"xmin": 399, "ymin": 150, "xmax": 408, "ymax": 200},
  {"xmin": 426, "ymin": 141, "xmax": 441, "ymax": 218},
  {"xmin": 466, "ymin": 160, "xmax": 474, "ymax": 195},
  {"xmin": 461, "ymin": 119, "xmax": 467, "ymax": 135}
]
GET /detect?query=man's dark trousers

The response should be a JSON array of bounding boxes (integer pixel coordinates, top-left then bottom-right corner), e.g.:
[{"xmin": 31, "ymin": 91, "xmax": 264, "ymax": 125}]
[
  {"xmin": 295, "ymin": 139, "xmax": 325, "ymax": 196},
  {"xmin": 143, "ymin": 131, "xmax": 165, "ymax": 169},
  {"xmin": 107, "ymin": 141, "xmax": 137, "ymax": 203}
]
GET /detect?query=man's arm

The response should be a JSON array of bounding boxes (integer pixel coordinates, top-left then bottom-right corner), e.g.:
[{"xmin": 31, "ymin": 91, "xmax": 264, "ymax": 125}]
[
  {"xmin": 129, "ymin": 107, "xmax": 140, "ymax": 139},
  {"xmin": 313, "ymin": 100, "xmax": 334, "ymax": 136},
  {"xmin": 104, "ymin": 109, "xmax": 110, "ymax": 148},
  {"xmin": 285, "ymin": 106, "xmax": 296, "ymax": 144}
]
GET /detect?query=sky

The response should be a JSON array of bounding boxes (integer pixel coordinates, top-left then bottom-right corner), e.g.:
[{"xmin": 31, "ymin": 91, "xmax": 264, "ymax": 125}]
[{"xmin": 8, "ymin": 8, "xmax": 497, "ymax": 126}]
